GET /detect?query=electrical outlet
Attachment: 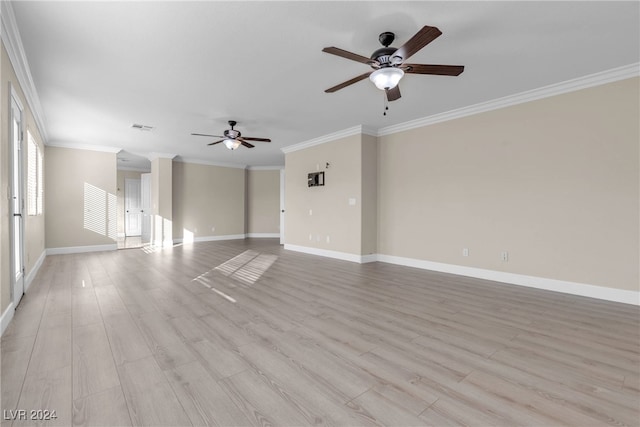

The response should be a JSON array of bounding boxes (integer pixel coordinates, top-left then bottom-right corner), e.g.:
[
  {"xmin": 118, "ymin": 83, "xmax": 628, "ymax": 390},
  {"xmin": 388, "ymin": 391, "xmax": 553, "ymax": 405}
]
[
  {"xmin": 309, "ymin": 209, "xmax": 313, "ymax": 216},
  {"xmin": 309, "ymin": 233, "xmax": 313, "ymax": 241},
  {"xmin": 326, "ymin": 235, "xmax": 330, "ymax": 243},
  {"xmin": 501, "ymin": 251, "xmax": 509, "ymax": 261},
  {"xmin": 463, "ymin": 248, "xmax": 469, "ymax": 257}
]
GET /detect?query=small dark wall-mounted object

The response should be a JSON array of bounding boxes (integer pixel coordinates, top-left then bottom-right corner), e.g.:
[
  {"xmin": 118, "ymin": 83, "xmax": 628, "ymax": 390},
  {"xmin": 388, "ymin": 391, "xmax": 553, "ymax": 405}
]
[{"xmin": 308, "ymin": 171, "xmax": 325, "ymax": 187}]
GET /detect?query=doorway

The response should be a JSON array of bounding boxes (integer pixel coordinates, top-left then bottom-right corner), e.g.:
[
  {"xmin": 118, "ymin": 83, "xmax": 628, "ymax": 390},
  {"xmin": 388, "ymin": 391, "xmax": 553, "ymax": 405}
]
[
  {"xmin": 10, "ymin": 87, "xmax": 25, "ymax": 307},
  {"xmin": 117, "ymin": 166, "xmax": 151, "ymax": 249}
]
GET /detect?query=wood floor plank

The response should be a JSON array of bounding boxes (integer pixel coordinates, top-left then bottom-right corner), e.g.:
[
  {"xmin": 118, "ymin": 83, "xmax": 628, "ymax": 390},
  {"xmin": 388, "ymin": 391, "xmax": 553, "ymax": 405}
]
[
  {"xmin": 348, "ymin": 388, "xmax": 427, "ymax": 426},
  {"xmin": 72, "ymin": 386, "xmax": 132, "ymax": 427},
  {"xmin": 117, "ymin": 356, "xmax": 191, "ymax": 426},
  {"xmin": 14, "ymin": 365, "xmax": 72, "ymax": 427},
  {"xmin": 27, "ymin": 323, "xmax": 72, "ymax": 375},
  {"xmin": 1, "ymin": 335, "xmax": 37, "ymax": 413},
  {"xmin": 72, "ymin": 323, "xmax": 120, "ymax": 400},
  {"xmin": 94, "ymin": 286, "xmax": 129, "ymax": 318},
  {"xmin": 218, "ymin": 368, "xmax": 322, "ymax": 427},
  {"xmin": 165, "ymin": 361, "xmax": 252, "ymax": 426},
  {"xmin": 102, "ymin": 313, "xmax": 152, "ymax": 366},
  {"xmin": 71, "ymin": 290, "xmax": 102, "ymax": 328}
]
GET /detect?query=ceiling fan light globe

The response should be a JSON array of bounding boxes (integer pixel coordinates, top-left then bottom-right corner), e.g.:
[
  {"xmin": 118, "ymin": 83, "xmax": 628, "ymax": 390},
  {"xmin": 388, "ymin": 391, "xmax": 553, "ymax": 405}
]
[
  {"xmin": 223, "ymin": 138, "xmax": 241, "ymax": 150},
  {"xmin": 369, "ymin": 67, "xmax": 404, "ymax": 90}
]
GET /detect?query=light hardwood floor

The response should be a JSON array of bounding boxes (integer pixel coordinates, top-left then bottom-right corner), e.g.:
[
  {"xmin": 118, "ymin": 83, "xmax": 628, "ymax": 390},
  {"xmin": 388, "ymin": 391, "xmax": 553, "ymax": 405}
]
[{"xmin": 1, "ymin": 239, "xmax": 638, "ymax": 426}]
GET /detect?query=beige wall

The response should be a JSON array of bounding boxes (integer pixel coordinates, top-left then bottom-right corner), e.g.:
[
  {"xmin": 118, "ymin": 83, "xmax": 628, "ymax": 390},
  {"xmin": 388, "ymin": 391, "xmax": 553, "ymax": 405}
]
[
  {"xmin": 116, "ymin": 170, "xmax": 142, "ymax": 236},
  {"xmin": 45, "ymin": 146, "xmax": 117, "ymax": 249},
  {"xmin": 247, "ymin": 169, "xmax": 280, "ymax": 235},
  {"xmin": 1, "ymin": 42, "xmax": 47, "ymax": 314},
  {"xmin": 285, "ymin": 134, "xmax": 363, "ymax": 254},
  {"xmin": 378, "ymin": 77, "xmax": 639, "ymax": 291},
  {"xmin": 172, "ymin": 161, "xmax": 245, "ymax": 239}
]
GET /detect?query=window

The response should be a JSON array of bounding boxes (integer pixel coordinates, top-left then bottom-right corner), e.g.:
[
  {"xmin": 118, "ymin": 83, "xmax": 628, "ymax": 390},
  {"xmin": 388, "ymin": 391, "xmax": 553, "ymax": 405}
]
[{"xmin": 27, "ymin": 131, "xmax": 43, "ymax": 216}]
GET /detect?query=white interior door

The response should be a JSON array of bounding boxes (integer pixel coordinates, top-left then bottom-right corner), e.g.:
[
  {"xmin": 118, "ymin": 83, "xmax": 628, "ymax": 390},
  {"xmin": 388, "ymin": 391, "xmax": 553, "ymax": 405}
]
[
  {"xmin": 280, "ymin": 169, "xmax": 285, "ymax": 245},
  {"xmin": 140, "ymin": 173, "xmax": 151, "ymax": 242},
  {"xmin": 124, "ymin": 178, "xmax": 142, "ymax": 236},
  {"xmin": 10, "ymin": 89, "xmax": 25, "ymax": 307}
]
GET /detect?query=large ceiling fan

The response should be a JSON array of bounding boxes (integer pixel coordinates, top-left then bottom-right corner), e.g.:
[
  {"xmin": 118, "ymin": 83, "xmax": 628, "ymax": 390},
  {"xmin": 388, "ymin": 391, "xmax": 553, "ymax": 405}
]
[
  {"xmin": 323, "ymin": 26, "xmax": 464, "ymax": 102},
  {"xmin": 191, "ymin": 120, "xmax": 271, "ymax": 150}
]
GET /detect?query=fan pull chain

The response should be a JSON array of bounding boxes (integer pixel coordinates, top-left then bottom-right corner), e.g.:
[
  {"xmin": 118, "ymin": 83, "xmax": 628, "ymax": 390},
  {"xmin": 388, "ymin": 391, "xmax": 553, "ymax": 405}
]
[{"xmin": 383, "ymin": 91, "xmax": 389, "ymax": 116}]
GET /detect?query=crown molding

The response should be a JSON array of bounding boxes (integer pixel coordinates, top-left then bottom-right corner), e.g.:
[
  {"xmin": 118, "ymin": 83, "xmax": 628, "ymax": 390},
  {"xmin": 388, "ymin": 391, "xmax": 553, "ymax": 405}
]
[
  {"xmin": 46, "ymin": 141, "xmax": 121, "ymax": 153},
  {"xmin": 147, "ymin": 152, "xmax": 177, "ymax": 161},
  {"xmin": 175, "ymin": 156, "xmax": 247, "ymax": 169},
  {"xmin": 377, "ymin": 62, "xmax": 640, "ymax": 137},
  {"xmin": 281, "ymin": 125, "xmax": 374, "ymax": 154},
  {"xmin": 247, "ymin": 165, "xmax": 284, "ymax": 171},
  {"xmin": 117, "ymin": 166, "xmax": 151, "ymax": 173},
  {"xmin": 1, "ymin": 1, "xmax": 49, "ymax": 143}
]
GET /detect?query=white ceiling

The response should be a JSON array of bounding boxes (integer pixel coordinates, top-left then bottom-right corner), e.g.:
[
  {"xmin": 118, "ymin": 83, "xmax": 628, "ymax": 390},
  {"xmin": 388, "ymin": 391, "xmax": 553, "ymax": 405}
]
[{"xmin": 10, "ymin": 1, "xmax": 640, "ymax": 169}]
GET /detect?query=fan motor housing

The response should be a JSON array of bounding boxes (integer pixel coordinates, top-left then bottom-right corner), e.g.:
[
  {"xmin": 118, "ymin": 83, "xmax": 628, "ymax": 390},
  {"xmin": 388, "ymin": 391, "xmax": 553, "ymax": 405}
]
[
  {"xmin": 371, "ymin": 46, "xmax": 397, "ymax": 67},
  {"xmin": 224, "ymin": 129, "xmax": 240, "ymax": 138}
]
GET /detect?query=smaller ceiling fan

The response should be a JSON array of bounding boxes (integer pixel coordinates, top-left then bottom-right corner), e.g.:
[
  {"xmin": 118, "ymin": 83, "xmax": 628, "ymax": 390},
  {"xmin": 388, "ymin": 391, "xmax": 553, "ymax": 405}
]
[
  {"xmin": 191, "ymin": 120, "xmax": 271, "ymax": 150},
  {"xmin": 323, "ymin": 26, "xmax": 465, "ymax": 102}
]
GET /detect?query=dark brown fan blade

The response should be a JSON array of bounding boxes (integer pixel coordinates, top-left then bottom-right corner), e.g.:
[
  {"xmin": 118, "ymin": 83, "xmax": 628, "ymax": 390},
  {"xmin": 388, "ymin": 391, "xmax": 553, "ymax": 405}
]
[
  {"xmin": 322, "ymin": 47, "xmax": 375, "ymax": 65},
  {"xmin": 386, "ymin": 86, "xmax": 401, "ymax": 102},
  {"xmin": 325, "ymin": 72, "xmax": 372, "ymax": 93},
  {"xmin": 404, "ymin": 64, "xmax": 464, "ymax": 76},
  {"xmin": 392, "ymin": 26, "xmax": 442, "ymax": 63},
  {"xmin": 241, "ymin": 137, "xmax": 271, "ymax": 142},
  {"xmin": 192, "ymin": 133, "xmax": 225, "ymax": 138},
  {"xmin": 207, "ymin": 139, "xmax": 224, "ymax": 146},
  {"xmin": 240, "ymin": 140, "xmax": 255, "ymax": 148}
]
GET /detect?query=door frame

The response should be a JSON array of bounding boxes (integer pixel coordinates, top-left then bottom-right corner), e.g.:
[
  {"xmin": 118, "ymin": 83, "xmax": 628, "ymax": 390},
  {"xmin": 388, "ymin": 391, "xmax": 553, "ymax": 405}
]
[
  {"xmin": 140, "ymin": 173, "xmax": 151, "ymax": 242},
  {"xmin": 279, "ymin": 168, "xmax": 285, "ymax": 245},
  {"xmin": 9, "ymin": 84, "xmax": 25, "ymax": 307}
]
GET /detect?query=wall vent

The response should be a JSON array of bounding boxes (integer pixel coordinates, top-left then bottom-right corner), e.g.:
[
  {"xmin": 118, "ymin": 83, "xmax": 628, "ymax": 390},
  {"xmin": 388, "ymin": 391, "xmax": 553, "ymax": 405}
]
[{"xmin": 131, "ymin": 123, "xmax": 154, "ymax": 131}]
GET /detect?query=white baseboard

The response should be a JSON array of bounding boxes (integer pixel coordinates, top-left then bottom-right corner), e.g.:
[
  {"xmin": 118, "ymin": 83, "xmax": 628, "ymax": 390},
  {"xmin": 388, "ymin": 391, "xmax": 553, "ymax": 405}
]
[
  {"xmin": 246, "ymin": 233, "xmax": 280, "ymax": 239},
  {"xmin": 284, "ymin": 244, "xmax": 376, "ymax": 264},
  {"xmin": 376, "ymin": 254, "xmax": 639, "ymax": 306},
  {"xmin": 1, "ymin": 302, "xmax": 15, "ymax": 337},
  {"xmin": 46, "ymin": 244, "xmax": 117, "ymax": 255},
  {"xmin": 174, "ymin": 234, "xmax": 247, "ymax": 244},
  {"xmin": 196, "ymin": 234, "xmax": 247, "ymax": 242},
  {"xmin": 25, "ymin": 250, "xmax": 46, "ymax": 292}
]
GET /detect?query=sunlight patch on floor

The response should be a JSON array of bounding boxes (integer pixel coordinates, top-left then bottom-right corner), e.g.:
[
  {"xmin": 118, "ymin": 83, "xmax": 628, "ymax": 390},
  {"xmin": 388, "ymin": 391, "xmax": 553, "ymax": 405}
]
[{"xmin": 215, "ymin": 250, "xmax": 278, "ymax": 285}]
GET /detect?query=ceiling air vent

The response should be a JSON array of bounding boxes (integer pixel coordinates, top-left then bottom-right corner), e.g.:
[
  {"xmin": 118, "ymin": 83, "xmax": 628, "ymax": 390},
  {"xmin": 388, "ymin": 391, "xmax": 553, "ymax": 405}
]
[{"xmin": 131, "ymin": 123, "xmax": 154, "ymax": 131}]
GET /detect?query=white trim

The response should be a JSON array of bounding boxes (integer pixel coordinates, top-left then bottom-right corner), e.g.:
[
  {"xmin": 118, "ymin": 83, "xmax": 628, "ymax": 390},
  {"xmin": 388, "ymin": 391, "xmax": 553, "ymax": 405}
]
[
  {"xmin": 46, "ymin": 141, "xmax": 122, "ymax": 153},
  {"xmin": 117, "ymin": 233, "xmax": 126, "ymax": 238},
  {"xmin": 360, "ymin": 254, "xmax": 378, "ymax": 263},
  {"xmin": 46, "ymin": 244, "xmax": 117, "ymax": 255},
  {"xmin": 117, "ymin": 166, "xmax": 151, "ymax": 173},
  {"xmin": 246, "ymin": 233, "xmax": 280, "ymax": 238},
  {"xmin": 174, "ymin": 234, "xmax": 247, "ymax": 244},
  {"xmin": 0, "ymin": 302, "xmax": 15, "ymax": 337},
  {"xmin": 24, "ymin": 249, "xmax": 46, "ymax": 292},
  {"xmin": 1, "ymin": 1, "xmax": 49, "ymax": 143},
  {"xmin": 377, "ymin": 62, "xmax": 640, "ymax": 136},
  {"xmin": 147, "ymin": 152, "xmax": 177, "ymax": 161},
  {"xmin": 175, "ymin": 157, "xmax": 247, "ymax": 170},
  {"xmin": 284, "ymin": 244, "xmax": 374, "ymax": 264},
  {"xmin": 281, "ymin": 125, "xmax": 374, "ymax": 154},
  {"xmin": 376, "ymin": 254, "xmax": 639, "ymax": 306},
  {"xmin": 247, "ymin": 166, "xmax": 284, "ymax": 171}
]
